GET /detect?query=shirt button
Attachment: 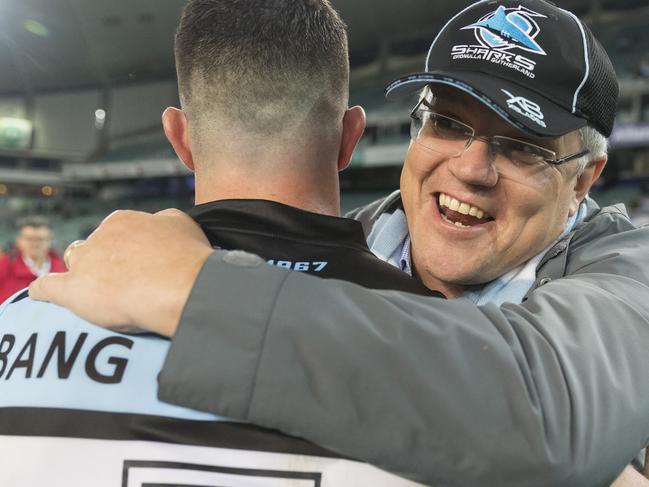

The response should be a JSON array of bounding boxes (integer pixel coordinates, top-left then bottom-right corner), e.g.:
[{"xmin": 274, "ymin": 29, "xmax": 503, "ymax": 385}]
[
  {"xmin": 222, "ymin": 250, "xmax": 265, "ymax": 268},
  {"xmin": 538, "ymin": 277, "xmax": 552, "ymax": 286}
]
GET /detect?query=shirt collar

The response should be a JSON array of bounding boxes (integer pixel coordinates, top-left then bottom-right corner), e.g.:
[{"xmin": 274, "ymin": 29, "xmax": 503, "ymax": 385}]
[
  {"xmin": 189, "ymin": 199, "xmax": 371, "ymax": 253},
  {"xmin": 22, "ymin": 255, "xmax": 51, "ymax": 277},
  {"xmin": 396, "ymin": 199, "xmax": 589, "ymax": 302}
]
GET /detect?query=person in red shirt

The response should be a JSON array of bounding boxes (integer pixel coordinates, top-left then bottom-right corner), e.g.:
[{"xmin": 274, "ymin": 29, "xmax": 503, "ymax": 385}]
[{"xmin": 0, "ymin": 217, "xmax": 65, "ymax": 302}]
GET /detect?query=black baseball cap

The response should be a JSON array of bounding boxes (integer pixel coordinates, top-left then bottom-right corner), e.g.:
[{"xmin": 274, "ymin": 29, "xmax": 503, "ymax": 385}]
[{"xmin": 385, "ymin": 0, "xmax": 618, "ymax": 137}]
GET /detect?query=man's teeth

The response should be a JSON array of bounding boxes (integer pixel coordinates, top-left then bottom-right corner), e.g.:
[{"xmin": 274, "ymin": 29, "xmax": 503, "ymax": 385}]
[
  {"xmin": 438, "ymin": 193, "xmax": 488, "ymax": 219},
  {"xmin": 441, "ymin": 213, "xmax": 469, "ymax": 227}
]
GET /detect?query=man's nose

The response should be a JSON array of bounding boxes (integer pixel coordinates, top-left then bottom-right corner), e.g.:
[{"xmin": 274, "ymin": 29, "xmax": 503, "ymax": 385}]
[{"xmin": 447, "ymin": 138, "xmax": 499, "ymax": 188}]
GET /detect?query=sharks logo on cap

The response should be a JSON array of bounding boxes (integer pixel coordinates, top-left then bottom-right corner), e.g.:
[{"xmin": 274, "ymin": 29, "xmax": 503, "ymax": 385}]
[{"xmin": 462, "ymin": 5, "xmax": 547, "ymax": 56}]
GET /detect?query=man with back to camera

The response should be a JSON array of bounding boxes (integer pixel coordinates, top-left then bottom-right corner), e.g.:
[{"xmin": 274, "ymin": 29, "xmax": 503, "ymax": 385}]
[
  {"xmin": 0, "ymin": 217, "xmax": 65, "ymax": 302},
  {"xmin": 31, "ymin": 0, "xmax": 649, "ymax": 486},
  {"xmin": 0, "ymin": 1, "xmax": 442, "ymax": 485}
]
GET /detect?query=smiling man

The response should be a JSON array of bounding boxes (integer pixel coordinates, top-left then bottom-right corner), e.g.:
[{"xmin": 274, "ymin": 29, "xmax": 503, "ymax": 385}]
[
  {"xmin": 414, "ymin": 93, "xmax": 590, "ymax": 276},
  {"xmin": 358, "ymin": 85, "xmax": 606, "ymax": 304},
  {"xmin": 354, "ymin": 0, "xmax": 615, "ymax": 305}
]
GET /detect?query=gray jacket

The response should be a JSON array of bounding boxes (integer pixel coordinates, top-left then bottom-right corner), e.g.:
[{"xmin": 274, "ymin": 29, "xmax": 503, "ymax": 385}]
[{"xmin": 158, "ymin": 194, "xmax": 649, "ymax": 487}]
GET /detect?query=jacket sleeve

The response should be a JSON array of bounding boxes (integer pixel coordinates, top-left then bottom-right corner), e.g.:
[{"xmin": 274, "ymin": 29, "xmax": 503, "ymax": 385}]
[{"xmin": 158, "ymin": 229, "xmax": 649, "ymax": 487}]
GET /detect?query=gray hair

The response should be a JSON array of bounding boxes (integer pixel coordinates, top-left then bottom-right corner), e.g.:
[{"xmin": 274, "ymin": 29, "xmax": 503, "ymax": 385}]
[{"xmin": 576, "ymin": 125, "xmax": 608, "ymax": 174}]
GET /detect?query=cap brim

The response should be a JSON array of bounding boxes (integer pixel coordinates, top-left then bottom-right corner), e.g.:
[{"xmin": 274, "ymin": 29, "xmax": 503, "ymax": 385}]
[{"xmin": 385, "ymin": 71, "xmax": 587, "ymax": 138}]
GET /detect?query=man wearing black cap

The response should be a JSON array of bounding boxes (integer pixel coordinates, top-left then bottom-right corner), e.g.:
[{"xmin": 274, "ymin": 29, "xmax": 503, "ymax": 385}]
[
  {"xmin": 354, "ymin": 0, "xmax": 616, "ymax": 303},
  {"xmin": 30, "ymin": 1, "xmax": 649, "ymax": 486}
]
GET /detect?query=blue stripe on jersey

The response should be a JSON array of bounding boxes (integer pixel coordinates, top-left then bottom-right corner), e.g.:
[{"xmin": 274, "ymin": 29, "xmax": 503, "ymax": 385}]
[{"xmin": 0, "ymin": 295, "xmax": 222, "ymax": 421}]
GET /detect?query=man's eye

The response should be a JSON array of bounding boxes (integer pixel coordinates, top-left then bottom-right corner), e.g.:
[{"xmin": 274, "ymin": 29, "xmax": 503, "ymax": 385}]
[
  {"xmin": 434, "ymin": 117, "xmax": 454, "ymax": 129},
  {"xmin": 430, "ymin": 115, "xmax": 468, "ymax": 139},
  {"xmin": 498, "ymin": 141, "xmax": 547, "ymax": 164},
  {"xmin": 515, "ymin": 143, "xmax": 538, "ymax": 155}
]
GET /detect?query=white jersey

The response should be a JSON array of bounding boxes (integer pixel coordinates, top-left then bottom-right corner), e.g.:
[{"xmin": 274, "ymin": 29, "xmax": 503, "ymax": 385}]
[{"xmin": 0, "ymin": 291, "xmax": 424, "ymax": 487}]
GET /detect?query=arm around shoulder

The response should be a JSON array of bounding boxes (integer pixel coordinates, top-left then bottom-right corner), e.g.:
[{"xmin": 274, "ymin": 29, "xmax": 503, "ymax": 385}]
[{"xmin": 158, "ymin": 224, "xmax": 649, "ymax": 487}]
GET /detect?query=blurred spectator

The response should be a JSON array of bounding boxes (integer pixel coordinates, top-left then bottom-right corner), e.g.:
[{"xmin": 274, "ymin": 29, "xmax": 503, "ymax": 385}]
[{"xmin": 0, "ymin": 217, "xmax": 65, "ymax": 302}]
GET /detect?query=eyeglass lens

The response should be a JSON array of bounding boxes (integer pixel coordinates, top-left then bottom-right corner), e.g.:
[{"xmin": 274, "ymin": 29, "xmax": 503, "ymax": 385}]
[{"xmin": 410, "ymin": 109, "xmax": 554, "ymax": 180}]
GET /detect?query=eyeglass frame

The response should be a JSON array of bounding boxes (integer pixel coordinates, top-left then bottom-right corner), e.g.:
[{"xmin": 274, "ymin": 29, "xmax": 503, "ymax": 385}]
[{"xmin": 409, "ymin": 97, "xmax": 590, "ymax": 167}]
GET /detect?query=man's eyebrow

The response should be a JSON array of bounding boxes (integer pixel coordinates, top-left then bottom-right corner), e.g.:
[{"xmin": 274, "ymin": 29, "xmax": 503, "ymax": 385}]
[
  {"xmin": 427, "ymin": 97, "xmax": 461, "ymax": 115},
  {"xmin": 430, "ymin": 92, "xmax": 472, "ymax": 113},
  {"xmin": 423, "ymin": 104, "xmax": 466, "ymax": 123},
  {"xmin": 512, "ymin": 135, "xmax": 563, "ymax": 152},
  {"xmin": 431, "ymin": 94, "xmax": 563, "ymax": 147},
  {"xmin": 525, "ymin": 133, "xmax": 561, "ymax": 147}
]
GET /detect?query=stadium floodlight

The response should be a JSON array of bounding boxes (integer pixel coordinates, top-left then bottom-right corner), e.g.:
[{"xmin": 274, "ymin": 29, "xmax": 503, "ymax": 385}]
[
  {"xmin": 95, "ymin": 109, "xmax": 106, "ymax": 129},
  {"xmin": 0, "ymin": 118, "xmax": 32, "ymax": 150},
  {"xmin": 23, "ymin": 19, "xmax": 50, "ymax": 37}
]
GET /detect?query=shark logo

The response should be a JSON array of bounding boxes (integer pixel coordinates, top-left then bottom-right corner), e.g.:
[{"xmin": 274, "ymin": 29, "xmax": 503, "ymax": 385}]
[{"xmin": 462, "ymin": 5, "xmax": 547, "ymax": 56}]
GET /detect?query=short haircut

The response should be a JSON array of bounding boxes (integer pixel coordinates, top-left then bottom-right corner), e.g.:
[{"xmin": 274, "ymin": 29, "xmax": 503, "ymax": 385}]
[
  {"xmin": 175, "ymin": 0, "xmax": 349, "ymax": 141},
  {"xmin": 18, "ymin": 216, "xmax": 51, "ymax": 231},
  {"xmin": 577, "ymin": 126, "xmax": 608, "ymax": 174}
]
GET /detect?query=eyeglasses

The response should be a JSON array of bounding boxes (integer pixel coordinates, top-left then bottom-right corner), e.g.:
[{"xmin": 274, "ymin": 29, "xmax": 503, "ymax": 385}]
[{"xmin": 410, "ymin": 98, "xmax": 589, "ymax": 177}]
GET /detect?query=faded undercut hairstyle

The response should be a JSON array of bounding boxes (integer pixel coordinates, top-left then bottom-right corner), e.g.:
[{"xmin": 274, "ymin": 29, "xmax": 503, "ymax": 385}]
[{"xmin": 175, "ymin": 0, "xmax": 349, "ymax": 144}]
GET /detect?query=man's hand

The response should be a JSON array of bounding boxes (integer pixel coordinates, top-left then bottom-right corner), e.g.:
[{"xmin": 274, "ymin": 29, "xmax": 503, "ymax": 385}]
[{"xmin": 29, "ymin": 208, "xmax": 213, "ymax": 337}]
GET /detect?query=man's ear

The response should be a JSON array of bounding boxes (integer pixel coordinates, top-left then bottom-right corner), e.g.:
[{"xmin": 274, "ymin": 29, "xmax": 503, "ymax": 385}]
[
  {"xmin": 162, "ymin": 107, "xmax": 195, "ymax": 172},
  {"xmin": 570, "ymin": 156, "xmax": 607, "ymax": 215},
  {"xmin": 337, "ymin": 105, "xmax": 366, "ymax": 172}
]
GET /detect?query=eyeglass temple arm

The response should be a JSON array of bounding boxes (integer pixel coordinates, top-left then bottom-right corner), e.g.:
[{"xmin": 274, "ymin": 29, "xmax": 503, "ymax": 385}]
[{"xmin": 545, "ymin": 148, "xmax": 590, "ymax": 166}]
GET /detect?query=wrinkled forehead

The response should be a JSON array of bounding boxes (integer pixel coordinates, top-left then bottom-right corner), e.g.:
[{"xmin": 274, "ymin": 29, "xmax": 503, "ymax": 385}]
[{"xmin": 424, "ymin": 84, "xmax": 583, "ymax": 150}]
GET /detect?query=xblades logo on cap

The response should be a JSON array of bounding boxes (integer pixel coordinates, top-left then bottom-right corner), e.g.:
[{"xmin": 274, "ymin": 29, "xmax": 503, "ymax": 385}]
[
  {"xmin": 501, "ymin": 89, "xmax": 546, "ymax": 128},
  {"xmin": 463, "ymin": 6, "xmax": 547, "ymax": 55},
  {"xmin": 451, "ymin": 5, "xmax": 547, "ymax": 79}
]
